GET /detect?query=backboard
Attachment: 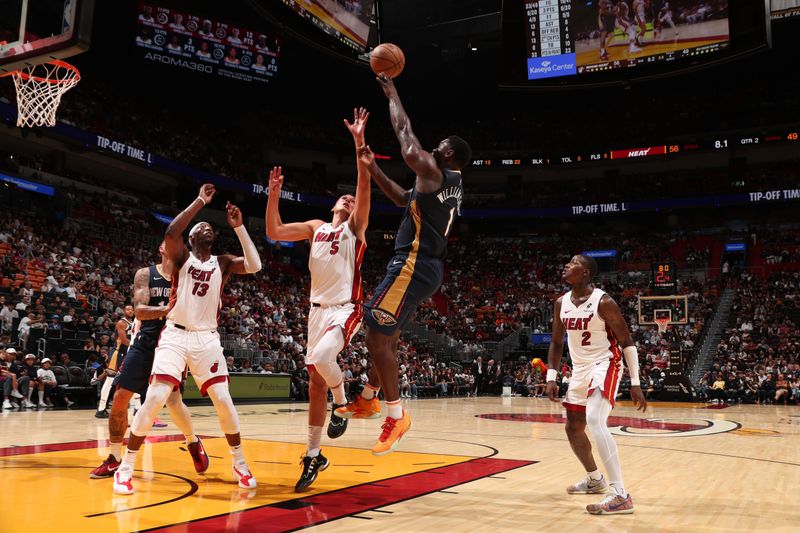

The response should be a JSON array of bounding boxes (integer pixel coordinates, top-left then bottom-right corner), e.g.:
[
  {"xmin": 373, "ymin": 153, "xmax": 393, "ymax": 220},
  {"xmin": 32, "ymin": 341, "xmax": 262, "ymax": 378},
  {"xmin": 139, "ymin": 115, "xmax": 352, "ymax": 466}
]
[
  {"xmin": 0, "ymin": 0, "xmax": 94, "ymax": 74},
  {"xmin": 638, "ymin": 295, "xmax": 689, "ymax": 326}
]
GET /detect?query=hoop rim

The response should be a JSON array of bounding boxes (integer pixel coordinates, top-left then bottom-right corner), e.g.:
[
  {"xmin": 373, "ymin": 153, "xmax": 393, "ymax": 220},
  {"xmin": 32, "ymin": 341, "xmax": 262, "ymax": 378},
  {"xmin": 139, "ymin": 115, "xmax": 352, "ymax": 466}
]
[
  {"xmin": 655, "ymin": 316, "xmax": 670, "ymax": 333},
  {"xmin": 2, "ymin": 60, "xmax": 80, "ymax": 84}
]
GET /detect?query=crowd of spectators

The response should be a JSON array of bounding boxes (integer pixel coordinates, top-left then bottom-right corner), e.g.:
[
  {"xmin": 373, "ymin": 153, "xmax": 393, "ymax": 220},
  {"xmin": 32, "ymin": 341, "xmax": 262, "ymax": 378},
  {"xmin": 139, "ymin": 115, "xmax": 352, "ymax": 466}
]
[
  {"xmin": 0, "ymin": 165, "xmax": 798, "ymax": 409},
  {"xmin": 698, "ymin": 271, "xmax": 800, "ymax": 405}
]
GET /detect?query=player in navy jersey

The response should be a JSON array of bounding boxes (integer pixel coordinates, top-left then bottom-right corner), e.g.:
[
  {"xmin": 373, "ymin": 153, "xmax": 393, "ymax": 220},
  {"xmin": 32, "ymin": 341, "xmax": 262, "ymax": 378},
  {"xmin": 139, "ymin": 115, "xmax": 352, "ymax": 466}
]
[
  {"xmin": 89, "ymin": 243, "xmax": 203, "ymax": 480},
  {"xmin": 335, "ymin": 74, "xmax": 471, "ymax": 456}
]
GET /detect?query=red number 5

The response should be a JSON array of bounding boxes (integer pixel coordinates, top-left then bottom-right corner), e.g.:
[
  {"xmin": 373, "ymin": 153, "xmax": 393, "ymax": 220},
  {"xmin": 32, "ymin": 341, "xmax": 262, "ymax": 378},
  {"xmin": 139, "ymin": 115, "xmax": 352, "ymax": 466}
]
[
  {"xmin": 330, "ymin": 242, "xmax": 340, "ymax": 255},
  {"xmin": 581, "ymin": 331, "xmax": 591, "ymax": 346}
]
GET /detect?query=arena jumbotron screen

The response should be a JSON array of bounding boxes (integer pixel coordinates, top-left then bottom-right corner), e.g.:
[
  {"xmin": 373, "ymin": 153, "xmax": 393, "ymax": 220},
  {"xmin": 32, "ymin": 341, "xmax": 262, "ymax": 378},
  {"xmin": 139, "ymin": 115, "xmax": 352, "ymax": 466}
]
[
  {"xmin": 280, "ymin": 0, "xmax": 375, "ymax": 52},
  {"xmin": 519, "ymin": 0, "xmax": 730, "ymax": 80}
]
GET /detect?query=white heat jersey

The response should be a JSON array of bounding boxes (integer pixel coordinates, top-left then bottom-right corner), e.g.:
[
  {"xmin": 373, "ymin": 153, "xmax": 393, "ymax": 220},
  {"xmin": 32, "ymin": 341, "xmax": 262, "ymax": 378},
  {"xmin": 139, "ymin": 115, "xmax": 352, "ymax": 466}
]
[
  {"xmin": 309, "ymin": 221, "xmax": 366, "ymax": 306},
  {"xmin": 633, "ymin": 0, "xmax": 646, "ymax": 20},
  {"xmin": 560, "ymin": 288, "xmax": 622, "ymax": 367},
  {"xmin": 167, "ymin": 253, "xmax": 223, "ymax": 330}
]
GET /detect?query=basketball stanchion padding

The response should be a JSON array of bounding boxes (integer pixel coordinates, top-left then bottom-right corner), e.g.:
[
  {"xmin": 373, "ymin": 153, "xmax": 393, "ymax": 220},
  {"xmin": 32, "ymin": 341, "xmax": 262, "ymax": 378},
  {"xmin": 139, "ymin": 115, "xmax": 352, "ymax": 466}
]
[{"xmin": 1, "ymin": 60, "xmax": 80, "ymax": 127}]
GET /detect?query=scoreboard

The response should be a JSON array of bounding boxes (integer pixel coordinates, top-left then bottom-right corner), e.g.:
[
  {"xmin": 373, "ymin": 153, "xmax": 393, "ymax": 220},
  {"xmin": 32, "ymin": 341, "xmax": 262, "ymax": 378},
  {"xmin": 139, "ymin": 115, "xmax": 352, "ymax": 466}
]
[
  {"xmin": 524, "ymin": 1, "xmax": 576, "ymax": 79},
  {"xmin": 525, "ymin": 1, "xmax": 573, "ymax": 58},
  {"xmin": 516, "ymin": 0, "xmax": 731, "ymax": 81},
  {"xmin": 652, "ymin": 262, "xmax": 677, "ymax": 294}
]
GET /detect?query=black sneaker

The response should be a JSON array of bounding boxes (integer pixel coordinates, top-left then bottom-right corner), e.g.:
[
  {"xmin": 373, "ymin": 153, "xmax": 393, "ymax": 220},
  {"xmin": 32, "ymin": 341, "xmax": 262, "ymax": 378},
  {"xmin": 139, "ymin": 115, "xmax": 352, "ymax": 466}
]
[
  {"xmin": 327, "ymin": 404, "xmax": 348, "ymax": 439},
  {"xmin": 294, "ymin": 452, "xmax": 330, "ymax": 492},
  {"xmin": 95, "ymin": 409, "xmax": 109, "ymax": 419}
]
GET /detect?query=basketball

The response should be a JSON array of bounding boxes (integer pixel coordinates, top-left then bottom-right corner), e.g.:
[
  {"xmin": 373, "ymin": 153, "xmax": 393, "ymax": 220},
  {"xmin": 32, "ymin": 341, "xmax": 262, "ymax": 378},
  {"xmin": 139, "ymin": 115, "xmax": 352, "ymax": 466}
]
[{"xmin": 370, "ymin": 43, "xmax": 405, "ymax": 78}]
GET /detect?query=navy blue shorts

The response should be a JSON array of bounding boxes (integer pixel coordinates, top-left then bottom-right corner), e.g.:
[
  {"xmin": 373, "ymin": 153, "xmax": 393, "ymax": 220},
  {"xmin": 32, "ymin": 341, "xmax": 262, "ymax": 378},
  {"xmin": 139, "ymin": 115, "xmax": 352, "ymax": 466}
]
[
  {"xmin": 364, "ymin": 254, "xmax": 443, "ymax": 335},
  {"xmin": 600, "ymin": 14, "xmax": 616, "ymax": 33},
  {"xmin": 114, "ymin": 332, "xmax": 158, "ymax": 396}
]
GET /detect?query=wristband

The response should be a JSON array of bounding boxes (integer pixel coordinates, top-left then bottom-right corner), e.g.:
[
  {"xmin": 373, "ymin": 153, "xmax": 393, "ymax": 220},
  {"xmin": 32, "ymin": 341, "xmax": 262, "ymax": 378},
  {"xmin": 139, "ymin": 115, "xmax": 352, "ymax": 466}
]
[
  {"xmin": 197, "ymin": 196, "xmax": 206, "ymax": 206},
  {"xmin": 546, "ymin": 369, "xmax": 558, "ymax": 382}
]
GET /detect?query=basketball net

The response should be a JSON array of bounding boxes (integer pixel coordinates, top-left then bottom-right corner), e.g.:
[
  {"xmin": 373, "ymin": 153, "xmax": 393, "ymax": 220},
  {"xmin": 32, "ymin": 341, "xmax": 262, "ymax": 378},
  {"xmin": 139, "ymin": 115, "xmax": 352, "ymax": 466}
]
[
  {"xmin": 655, "ymin": 317, "xmax": 670, "ymax": 335},
  {"xmin": 3, "ymin": 60, "xmax": 80, "ymax": 128}
]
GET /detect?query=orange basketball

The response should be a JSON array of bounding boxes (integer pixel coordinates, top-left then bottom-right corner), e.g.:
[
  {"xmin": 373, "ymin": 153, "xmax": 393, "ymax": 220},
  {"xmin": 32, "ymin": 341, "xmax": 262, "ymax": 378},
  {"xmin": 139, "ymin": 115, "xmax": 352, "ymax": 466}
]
[{"xmin": 370, "ymin": 43, "xmax": 405, "ymax": 79}]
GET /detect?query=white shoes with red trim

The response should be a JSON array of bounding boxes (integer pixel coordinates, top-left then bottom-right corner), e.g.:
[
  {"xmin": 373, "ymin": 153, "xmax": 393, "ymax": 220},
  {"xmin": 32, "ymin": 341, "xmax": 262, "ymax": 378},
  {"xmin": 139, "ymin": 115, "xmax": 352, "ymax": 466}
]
[
  {"xmin": 113, "ymin": 466, "xmax": 135, "ymax": 495},
  {"xmin": 232, "ymin": 462, "xmax": 257, "ymax": 489}
]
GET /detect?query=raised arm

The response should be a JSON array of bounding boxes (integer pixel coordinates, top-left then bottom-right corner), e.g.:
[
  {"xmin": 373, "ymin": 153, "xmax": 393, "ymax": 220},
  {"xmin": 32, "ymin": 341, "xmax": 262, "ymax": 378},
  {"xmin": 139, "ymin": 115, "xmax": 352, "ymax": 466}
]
[
  {"xmin": 115, "ymin": 318, "xmax": 130, "ymax": 347},
  {"xmin": 545, "ymin": 297, "xmax": 565, "ymax": 402},
  {"xmin": 265, "ymin": 166, "xmax": 324, "ymax": 242},
  {"xmin": 599, "ymin": 294, "xmax": 647, "ymax": 412},
  {"xmin": 220, "ymin": 201, "xmax": 263, "ymax": 277},
  {"xmin": 376, "ymin": 74, "xmax": 442, "ymax": 186},
  {"xmin": 343, "ymin": 107, "xmax": 371, "ymax": 238},
  {"xmin": 131, "ymin": 267, "xmax": 168, "ymax": 321},
  {"xmin": 165, "ymin": 184, "xmax": 216, "ymax": 268},
  {"xmin": 361, "ymin": 147, "xmax": 411, "ymax": 207}
]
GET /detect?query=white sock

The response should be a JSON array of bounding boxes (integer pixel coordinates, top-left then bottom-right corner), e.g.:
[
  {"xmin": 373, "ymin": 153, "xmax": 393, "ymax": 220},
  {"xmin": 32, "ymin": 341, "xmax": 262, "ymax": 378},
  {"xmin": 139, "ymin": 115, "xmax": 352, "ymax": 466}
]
[
  {"xmin": 587, "ymin": 469, "xmax": 602, "ymax": 481},
  {"xmin": 362, "ymin": 384, "xmax": 379, "ymax": 400},
  {"xmin": 38, "ymin": 390, "xmax": 44, "ymax": 404},
  {"xmin": 26, "ymin": 387, "xmax": 33, "ymax": 402},
  {"xmin": 110, "ymin": 442, "xmax": 123, "ymax": 462},
  {"xmin": 230, "ymin": 444, "xmax": 246, "ymax": 465},
  {"xmin": 308, "ymin": 425, "xmax": 323, "ymax": 456},
  {"xmin": 331, "ymin": 381, "xmax": 347, "ymax": 405},
  {"xmin": 98, "ymin": 378, "xmax": 113, "ymax": 411},
  {"xmin": 386, "ymin": 400, "xmax": 403, "ymax": 419},
  {"xmin": 600, "ymin": 48, "xmax": 606, "ymax": 55},
  {"xmin": 586, "ymin": 392, "xmax": 626, "ymax": 498},
  {"xmin": 186, "ymin": 434, "xmax": 198, "ymax": 444},
  {"xmin": 121, "ymin": 448, "xmax": 138, "ymax": 471}
]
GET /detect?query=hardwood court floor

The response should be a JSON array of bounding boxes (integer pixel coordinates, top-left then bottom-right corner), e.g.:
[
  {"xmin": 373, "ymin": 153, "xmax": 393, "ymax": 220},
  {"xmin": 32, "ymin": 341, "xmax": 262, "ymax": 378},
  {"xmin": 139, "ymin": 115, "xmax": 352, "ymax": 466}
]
[{"xmin": 1, "ymin": 397, "xmax": 798, "ymax": 532}]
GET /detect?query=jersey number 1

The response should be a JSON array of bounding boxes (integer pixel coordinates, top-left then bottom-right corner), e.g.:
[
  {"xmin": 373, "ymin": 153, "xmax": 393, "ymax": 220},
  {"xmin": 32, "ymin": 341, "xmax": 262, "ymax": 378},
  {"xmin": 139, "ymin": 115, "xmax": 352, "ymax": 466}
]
[
  {"xmin": 192, "ymin": 282, "xmax": 209, "ymax": 297},
  {"xmin": 444, "ymin": 208, "xmax": 456, "ymax": 237}
]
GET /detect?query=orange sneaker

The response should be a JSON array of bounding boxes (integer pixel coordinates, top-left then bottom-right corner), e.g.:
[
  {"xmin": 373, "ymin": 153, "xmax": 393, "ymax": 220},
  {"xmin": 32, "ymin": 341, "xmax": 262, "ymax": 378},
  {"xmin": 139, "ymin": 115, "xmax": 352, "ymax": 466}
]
[
  {"xmin": 371, "ymin": 411, "xmax": 411, "ymax": 456},
  {"xmin": 334, "ymin": 394, "xmax": 381, "ymax": 420}
]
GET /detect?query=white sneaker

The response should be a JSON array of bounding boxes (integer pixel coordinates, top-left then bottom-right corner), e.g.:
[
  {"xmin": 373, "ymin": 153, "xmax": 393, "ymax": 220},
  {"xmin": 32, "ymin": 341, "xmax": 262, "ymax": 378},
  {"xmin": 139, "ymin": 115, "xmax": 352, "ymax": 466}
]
[
  {"xmin": 66, "ymin": 400, "xmax": 75, "ymax": 407},
  {"xmin": 567, "ymin": 474, "xmax": 609, "ymax": 494},
  {"xmin": 2, "ymin": 399, "xmax": 12, "ymax": 410},
  {"xmin": 23, "ymin": 399, "xmax": 35, "ymax": 409},
  {"xmin": 232, "ymin": 462, "xmax": 257, "ymax": 489},
  {"xmin": 113, "ymin": 467, "xmax": 135, "ymax": 495},
  {"xmin": 37, "ymin": 402, "xmax": 47, "ymax": 409},
  {"xmin": 629, "ymin": 44, "xmax": 643, "ymax": 53},
  {"xmin": 10, "ymin": 389, "xmax": 23, "ymax": 399}
]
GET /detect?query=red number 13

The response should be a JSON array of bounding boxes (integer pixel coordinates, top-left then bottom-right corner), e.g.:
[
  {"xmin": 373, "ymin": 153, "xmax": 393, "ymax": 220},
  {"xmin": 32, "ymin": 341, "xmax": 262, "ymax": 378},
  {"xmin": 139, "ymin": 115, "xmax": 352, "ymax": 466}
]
[{"xmin": 192, "ymin": 282, "xmax": 209, "ymax": 296}]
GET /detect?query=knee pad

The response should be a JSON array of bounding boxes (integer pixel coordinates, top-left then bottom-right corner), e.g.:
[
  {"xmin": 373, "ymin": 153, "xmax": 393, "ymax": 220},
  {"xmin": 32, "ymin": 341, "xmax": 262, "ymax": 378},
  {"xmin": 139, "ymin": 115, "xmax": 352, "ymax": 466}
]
[
  {"xmin": 308, "ymin": 328, "xmax": 344, "ymax": 389},
  {"xmin": 130, "ymin": 382, "xmax": 172, "ymax": 436},
  {"xmin": 206, "ymin": 382, "xmax": 240, "ymax": 435}
]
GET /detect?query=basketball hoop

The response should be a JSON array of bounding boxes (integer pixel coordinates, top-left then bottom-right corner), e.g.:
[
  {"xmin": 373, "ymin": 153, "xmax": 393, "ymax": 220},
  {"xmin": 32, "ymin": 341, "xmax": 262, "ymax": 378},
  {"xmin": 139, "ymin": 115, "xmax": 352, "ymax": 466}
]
[
  {"xmin": 2, "ymin": 60, "xmax": 80, "ymax": 128},
  {"xmin": 655, "ymin": 316, "xmax": 670, "ymax": 334}
]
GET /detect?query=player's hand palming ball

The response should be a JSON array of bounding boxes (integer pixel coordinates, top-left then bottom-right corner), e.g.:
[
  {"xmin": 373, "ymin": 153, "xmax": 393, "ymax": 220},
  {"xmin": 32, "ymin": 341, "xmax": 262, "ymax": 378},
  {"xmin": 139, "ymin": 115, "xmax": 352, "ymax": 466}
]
[{"xmin": 370, "ymin": 43, "xmax": 405, "ymax": 79}]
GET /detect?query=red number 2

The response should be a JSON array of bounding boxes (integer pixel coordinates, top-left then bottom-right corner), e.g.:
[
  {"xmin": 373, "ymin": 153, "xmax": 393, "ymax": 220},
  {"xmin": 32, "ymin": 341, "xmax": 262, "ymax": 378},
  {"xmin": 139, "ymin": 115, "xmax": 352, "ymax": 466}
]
[
  {"xmin": 581, "ymin": 331, "xmax": 591, "ymax": 346},
  {"xmin": 192, "ymin": 282, "xmax": 209, "ymax": 296}
]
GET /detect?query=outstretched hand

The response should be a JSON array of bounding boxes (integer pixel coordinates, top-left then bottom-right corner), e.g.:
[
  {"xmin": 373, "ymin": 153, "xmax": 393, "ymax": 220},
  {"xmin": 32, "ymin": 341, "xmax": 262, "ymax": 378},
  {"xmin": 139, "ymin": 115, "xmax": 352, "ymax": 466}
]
[
  {"xmin": 268, "ymin": 166, "xmax": 284, "ymax": 195},
  {"xmin": 358, "ymin": 144, "xmax": 375, "ymax": 167},
  {"xmin": 376, "ymin": 73, "xmax": 397, "ymax": 98},
  {"xmin": 198, "ymin": 183, "xmax": 216, "ymax": 205},
  {"xmin": 344, "ymin": 107, "xmax": 369, "ymax": 141},
  {"xmin": 226, "ymin": 201, "xmax": 243, "ymax": 228}
]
